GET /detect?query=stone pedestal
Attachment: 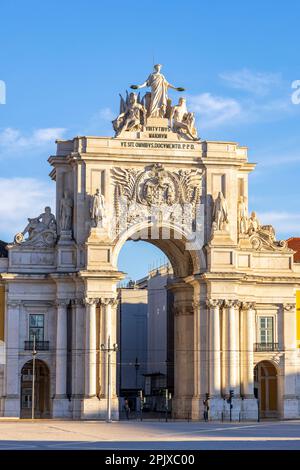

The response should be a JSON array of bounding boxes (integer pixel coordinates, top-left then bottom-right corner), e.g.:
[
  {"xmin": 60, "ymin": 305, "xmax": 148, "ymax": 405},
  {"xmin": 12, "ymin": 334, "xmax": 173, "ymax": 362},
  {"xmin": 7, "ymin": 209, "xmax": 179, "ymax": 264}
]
[
  {"xmin": 4, "ymin": 397, "xmax": 20, "ymax": 418},
  {"xmin": 52, "ymin": 398, "xmax": 71, "ymax": 418},
  {"xmin": 80, "ymin": 396, "xmax": 119, "ymax": 420},
  {"xmin": 172, "ymin": 396, "xmax": 193, "ymax": 419},
  {"xmin": 210, "ymin": 230, "xmax": 234, "ymax": 246},
  {"xmin": 283, "ymin": 397, "xmax": 300, "ymax": 419}
]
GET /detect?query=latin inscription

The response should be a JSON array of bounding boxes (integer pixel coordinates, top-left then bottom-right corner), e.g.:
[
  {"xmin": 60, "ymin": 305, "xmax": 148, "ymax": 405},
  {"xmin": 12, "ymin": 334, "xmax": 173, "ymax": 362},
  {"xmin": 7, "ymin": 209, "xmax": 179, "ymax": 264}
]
[{"xmin": 120, "ymin": 141, "xmax": 195, "ymax": 150}]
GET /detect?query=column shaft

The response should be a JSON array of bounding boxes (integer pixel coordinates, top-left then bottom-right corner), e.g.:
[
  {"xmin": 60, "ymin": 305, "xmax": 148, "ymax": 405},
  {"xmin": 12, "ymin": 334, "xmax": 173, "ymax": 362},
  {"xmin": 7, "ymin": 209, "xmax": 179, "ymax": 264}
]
[
  {"xmin": 85, "ymin": 300, "xmax": 97, "ymax": 397},
  {"xmin": 55, "ymin": 301, "xmax": 68, "ymax": 396},
  {"xmin": 244, "ymin": 305, "xmax": 255, "ymax": 396},
  {"xmin": 224, "ymin": 301, "xmax": 240, "ymax": 395},
  {"xmin": 208, "ymin": 301, "xmax": 221, "ymax": 396}
]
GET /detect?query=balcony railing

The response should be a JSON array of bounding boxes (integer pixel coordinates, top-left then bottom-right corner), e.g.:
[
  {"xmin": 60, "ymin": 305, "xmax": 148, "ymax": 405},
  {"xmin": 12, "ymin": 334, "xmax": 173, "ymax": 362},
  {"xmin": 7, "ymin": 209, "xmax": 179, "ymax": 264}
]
[
  {"xmin": 254, "ymin": 342, "xmax": 279, "ymax": 352},
  {"xmin": 24, "ymin": 341, "xmax": 49, "ymax": 351}
]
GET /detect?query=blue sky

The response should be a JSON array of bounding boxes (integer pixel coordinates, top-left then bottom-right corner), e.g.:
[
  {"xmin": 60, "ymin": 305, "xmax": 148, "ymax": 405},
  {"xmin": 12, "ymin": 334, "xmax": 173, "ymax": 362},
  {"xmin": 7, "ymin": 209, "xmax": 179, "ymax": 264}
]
[{"xmin": 1, "ymin": 0, "xmax": 300, "ymax": 280}]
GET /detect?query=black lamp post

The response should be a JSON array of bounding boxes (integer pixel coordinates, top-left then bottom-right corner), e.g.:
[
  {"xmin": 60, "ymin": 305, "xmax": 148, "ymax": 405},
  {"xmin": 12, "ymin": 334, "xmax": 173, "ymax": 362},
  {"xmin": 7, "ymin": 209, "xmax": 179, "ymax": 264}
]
[{"xmin": 134, "ymin": 357, "xmax": 140, "ymax": 390}]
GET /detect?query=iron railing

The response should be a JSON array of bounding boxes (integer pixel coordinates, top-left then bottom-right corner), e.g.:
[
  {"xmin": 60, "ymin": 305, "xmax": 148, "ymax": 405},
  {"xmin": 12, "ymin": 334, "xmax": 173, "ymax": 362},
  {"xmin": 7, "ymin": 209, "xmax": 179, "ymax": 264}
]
[
  {"xmin": 24, "ymin": 341, "xmax": 49, "ymax": 351},
  {"xmin": 254, "ymin": 342, "xmax": 279, "ymax": 352}
]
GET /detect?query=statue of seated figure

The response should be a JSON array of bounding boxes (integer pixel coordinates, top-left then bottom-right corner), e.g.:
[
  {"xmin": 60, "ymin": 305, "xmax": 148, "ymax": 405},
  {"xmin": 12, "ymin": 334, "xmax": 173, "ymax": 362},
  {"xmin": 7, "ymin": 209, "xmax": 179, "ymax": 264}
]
[
  {"xmin": 15, "ymin": 207, "xmax": 57, "ymax": 244},
  {"xmin": 171, "ymin": 97, "xmax": 198, "ymax": 140},
  {"xmin": 171, "ymin": 98, "xmax": 198, "ymax": 140},
  {"xmin": 113, "ymin": 92, "xmax": 146, "ymax": 136}
]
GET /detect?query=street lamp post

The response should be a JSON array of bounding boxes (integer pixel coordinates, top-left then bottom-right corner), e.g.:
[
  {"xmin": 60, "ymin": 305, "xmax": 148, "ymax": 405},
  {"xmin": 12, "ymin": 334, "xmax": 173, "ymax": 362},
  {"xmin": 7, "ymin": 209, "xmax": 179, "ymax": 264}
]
[
  {"xmin": 31, "ymin": 334, "xmax": 37, "ymax": 420},
  {"xmin": 134, "ymin": 357, "xmax": 140, "ymax": 390},
  {"xmin": 101, "ymin": 335, "xmax": 118, "ymax": 423}
]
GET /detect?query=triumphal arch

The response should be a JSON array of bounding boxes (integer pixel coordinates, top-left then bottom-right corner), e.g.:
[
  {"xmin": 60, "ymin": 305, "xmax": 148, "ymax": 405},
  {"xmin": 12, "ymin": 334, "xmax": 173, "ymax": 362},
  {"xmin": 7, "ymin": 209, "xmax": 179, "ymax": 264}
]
[{"xmin": 1, "ymin": 65, "xmax": 300, "ymax": 420}]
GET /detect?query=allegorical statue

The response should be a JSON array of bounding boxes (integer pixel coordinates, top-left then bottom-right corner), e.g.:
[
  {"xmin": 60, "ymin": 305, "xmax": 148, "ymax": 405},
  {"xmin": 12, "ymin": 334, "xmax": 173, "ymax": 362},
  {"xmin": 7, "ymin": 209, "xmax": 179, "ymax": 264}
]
[
  {"xmin": 90, "ymin": 188, "xmax": 105, "ymax": 227},
  {"xmin": 212, "ymin": 191, "xmax": 229, "ymax": 231},
  {"xmin": 130, "ymin": 64, "xmax": 185, "ymax": 118},
  {"xmin": 15, "ymin": 207, "xmax": 57, "ymax": 244},
  {"xmin": 113, "ymin": 92, "xmax": 146, "ymax": 136},
  {"xmin": 171, "ymin": 97, "xmax": 198, "ymax": 140},
  {"xmin": 60, "ymin": 190, "xmax": 73, "ymax": 231},
  {"xmin": 238, "ymin": 195, "xmax": 248, "ymax": 234},
  {"xmin": 248, "ymin": 211, "xmax": 260, "ymax": 234}
]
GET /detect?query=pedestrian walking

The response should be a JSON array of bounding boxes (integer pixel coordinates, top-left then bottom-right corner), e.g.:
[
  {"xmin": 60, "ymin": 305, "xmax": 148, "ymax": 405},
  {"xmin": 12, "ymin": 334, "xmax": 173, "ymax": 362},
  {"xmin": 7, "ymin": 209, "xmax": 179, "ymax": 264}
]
[
  {"xmin": 124, "ymin": 398, "xmax": 130, "ymax": 420},
  {"xmin": 203, "ymin": 398, "xmax": 209, "ymax": 422}
]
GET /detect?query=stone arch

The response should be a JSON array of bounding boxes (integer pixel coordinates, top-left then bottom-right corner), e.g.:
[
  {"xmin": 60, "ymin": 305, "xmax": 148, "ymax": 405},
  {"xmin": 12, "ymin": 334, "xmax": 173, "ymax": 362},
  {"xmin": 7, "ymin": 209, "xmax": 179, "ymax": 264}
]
[
  {"xmin": 20, "ymin": 358, "xmax": 51, "ymax": 418},
  {"xmin": 254, "ymin": 360, "xmax": 279, "ymax": 419},
  {"xmin": 112, "ymin": 221, "xmax": 205, "ymax": 278},
  {"xmin": 112, "ymin": 221, "xmax": 201, "ymax": 418}
]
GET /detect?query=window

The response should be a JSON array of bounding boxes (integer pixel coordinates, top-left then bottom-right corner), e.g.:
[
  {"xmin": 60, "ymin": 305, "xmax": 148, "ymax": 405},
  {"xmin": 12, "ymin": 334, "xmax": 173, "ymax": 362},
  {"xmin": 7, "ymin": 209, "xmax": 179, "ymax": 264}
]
[
  {"xmin": 29, "ymin": 314, "xmax": 44, "ymax": 341},
  {"xmin": 259, "ymin": 317, "xmax": 274, "ymax": 344}
]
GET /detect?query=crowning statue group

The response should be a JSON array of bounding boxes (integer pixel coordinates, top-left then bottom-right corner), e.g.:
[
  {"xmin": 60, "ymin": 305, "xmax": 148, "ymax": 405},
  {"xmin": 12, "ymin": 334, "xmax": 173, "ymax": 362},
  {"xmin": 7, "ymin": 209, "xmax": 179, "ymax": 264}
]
[{"xmin": 113, "ymin": 64, "xmax": 198, "ymax": 140}]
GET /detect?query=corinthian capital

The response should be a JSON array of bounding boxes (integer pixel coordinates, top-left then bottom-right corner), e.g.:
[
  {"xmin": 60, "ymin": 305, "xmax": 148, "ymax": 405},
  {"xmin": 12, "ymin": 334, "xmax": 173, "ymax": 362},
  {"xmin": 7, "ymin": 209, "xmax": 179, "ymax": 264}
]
[
  {"xmin": 7, "ymin": 300, "xmax": 22, "ymax": 308},
  {"xmin": 55, "ymin": 299, "xmax": 70, "ymax": 307},
  {"xmin": 101, "ymin": 297, "xmax": 118, "ymax": 307},
  {"xmin": 241, "ymin": 301, "xmax": 256, "ymax": 311},
  {"xmin": 223, "ymin": 299, "xmax": 241, "ymax": 309},
  {"xmin": 206, "ymin": 299, "xmax": 222, "ymax": 309},
  {"xmin": 283, "ymin": 303, "xmax": 295, "ymax": 311},
  {"xmin": 84, "ymin": 297, "xmax": 100, "ymax": 306}
]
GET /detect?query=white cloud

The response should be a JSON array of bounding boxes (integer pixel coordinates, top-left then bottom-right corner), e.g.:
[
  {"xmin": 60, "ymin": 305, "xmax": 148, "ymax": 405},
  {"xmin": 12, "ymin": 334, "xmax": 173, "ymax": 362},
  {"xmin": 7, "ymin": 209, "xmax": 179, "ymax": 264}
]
[
  {"xmin": 257, "ymin": 211, "xmax": 300, "ymax": 236},
  {"xmin": 219, "ymin": 69, "xmax": 281, "ymax": 95},
  {"xmin": 188, "ymin": 93, "xmax": 292, "ymax": 130},
  {"xmin": 96, "ymin": 107, "xmax": 115, "ymax": 121},
  {"xmin": 188, "ymin": 92, "xmax": 242, "ymax": 128},
  {"xmin": 0, "ymin": 127, "xmax": 67, "ymax": 158},
  {"xmin": 0, "ymin": 177, "xmax": 55, "ymax": 242}
]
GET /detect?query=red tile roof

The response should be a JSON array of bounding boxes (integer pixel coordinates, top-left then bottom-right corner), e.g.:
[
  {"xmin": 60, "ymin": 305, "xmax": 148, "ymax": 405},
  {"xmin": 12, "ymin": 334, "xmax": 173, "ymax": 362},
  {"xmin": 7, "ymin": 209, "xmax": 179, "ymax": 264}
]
[{"xmin": 287, "ymin": 237, "xmax": 300, "ymax": 263}]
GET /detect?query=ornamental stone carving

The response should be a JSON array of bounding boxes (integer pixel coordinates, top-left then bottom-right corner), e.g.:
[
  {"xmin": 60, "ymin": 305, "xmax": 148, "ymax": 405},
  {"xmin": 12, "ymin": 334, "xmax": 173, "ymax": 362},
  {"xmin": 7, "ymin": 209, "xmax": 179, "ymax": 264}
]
[
  {"xmin": 112, "ymin": 92, "xmax": 147, "ymax": 136},
  {"xmin": 112, "ymin": 65, "xmax": 197, "ymax": 140},
  {"xmin": 283, "ymin": 303, "xmax": 296, "ymax": 311},
  {"xmin": 238, "ymin": 209, "xmax": 289, "ymax": 252},
  {"xmin": 206, "ymin": 299, "xmax": 223, "ymax": 309},
  {"xmin": 241, "ymin": 302, "xmax": 256, "ymax": 311},
  {"xmin": 90, "ymin": 189, "xmax": 105, "ymax": 228},
  {"xmin": 14, "ymin": 206, "xmax": 57, "ymax": 247},
  {"xmin": 130, "ymin": 64, "xmax": 184, "ymax": 119},
  {"xmin": 60, "ymin": 191, "xmax": 73, "ymax": 231},
  {"xmin": 84, "ymin": 298, "xmax": 100, "ymax": 306},
  {"xmin": 101, "ymin": 297, "xmax": 119, "ymax": 308},
  {"xmin": 238, "ymin": 196, "xmax": 248, "ymax": 234},
  {"xmin": 223, "ymin": 300, "xmax": 241, "ymax": 309},
  {"xmin": 112, "ymin": 164, "xmax": 202, "ymax": 218},
  {"xmin": 212, "ymin": 191, "xmax": 229, "ymax": 232},
  {"xmin": 55, "ymin": 299, "xmax": 70, "ymax": 307},
  {"xmin": 171, "ymin": 97, "xmax": 198, "ymax": 140}
]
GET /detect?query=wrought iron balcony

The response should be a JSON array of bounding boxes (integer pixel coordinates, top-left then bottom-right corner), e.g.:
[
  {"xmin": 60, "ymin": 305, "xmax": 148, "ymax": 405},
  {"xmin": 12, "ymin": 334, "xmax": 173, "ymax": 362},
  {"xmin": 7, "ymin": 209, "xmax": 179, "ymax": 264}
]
[
  {"xmin": 254, "ymin": 342, "xmax": 279, "ymax": 352},
  {"xmin": 24, "ymin": 341, "xmax": 49, "ymax": 351}
]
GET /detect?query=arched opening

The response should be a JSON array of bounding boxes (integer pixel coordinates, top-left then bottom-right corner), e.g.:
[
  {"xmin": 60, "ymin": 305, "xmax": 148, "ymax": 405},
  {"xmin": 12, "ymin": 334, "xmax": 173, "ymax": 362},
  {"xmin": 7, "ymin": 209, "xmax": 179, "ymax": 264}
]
[
  {"xmin": 115, "ymin": 225, "xmax": 200, "ymax": 418},
  {"xmin": 254, "ymin": 360, "xmax": 278, "ymax": 419},
  {"xmin": 20, "ymin": 359, "xmax": 50, "ymax": 418}
]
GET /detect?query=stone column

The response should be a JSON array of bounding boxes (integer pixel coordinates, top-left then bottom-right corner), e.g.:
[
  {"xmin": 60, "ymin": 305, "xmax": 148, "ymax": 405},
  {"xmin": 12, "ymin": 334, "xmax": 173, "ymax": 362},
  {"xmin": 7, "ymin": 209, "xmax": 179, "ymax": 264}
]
[
  {"xmin": 4, "ymin": 300, "xmax": 21, "ymax": 417},
  {"xmin": 207, "ymin": 299, "xmax": 222, "ymax": 396},
  {"xmin": 55, "ymin": 299, "xmax": 68, "ymax": 397},
  {"xmin": 193, "ymin": 301, "xmax": 201, "ymax": 398},
  {"xmin": 173, "ymin": 302, "xmax": 194, "ymax": 418},
  {"xmin": 101, "ymin": 297, "xmax": 119, "ymax": 399},
  {"xmin": 223, "ymin": 300, "xmax": 240, "ymax": 395},
  {"xmin": 242, "ymin": 302, "xmax": 255, "ymax": 397},
  {"xmin": 84, "ymin": 298, "xmax": 98, "ymax": 397},
  {"xmin": 72, "ymin": 299, "xmax": 85, "ymax": 401},
  {"xmin": 282, "ymin": 303, "xmax": 298, "ymax": 418}
]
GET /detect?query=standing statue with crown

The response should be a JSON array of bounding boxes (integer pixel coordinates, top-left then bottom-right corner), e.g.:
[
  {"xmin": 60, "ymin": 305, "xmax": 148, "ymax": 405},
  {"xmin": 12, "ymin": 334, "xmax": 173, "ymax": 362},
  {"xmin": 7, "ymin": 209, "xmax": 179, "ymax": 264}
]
[{"xmin": 112, "ymin": 64, "xmax": 198, "ymax": 140}]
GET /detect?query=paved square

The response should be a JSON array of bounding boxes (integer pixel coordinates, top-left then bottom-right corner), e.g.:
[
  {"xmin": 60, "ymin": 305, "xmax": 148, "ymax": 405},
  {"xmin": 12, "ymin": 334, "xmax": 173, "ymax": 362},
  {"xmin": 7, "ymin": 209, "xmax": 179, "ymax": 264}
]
[{"xmin": 0, "ymin": 420, "xmax": 299, "ymax": 450}]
